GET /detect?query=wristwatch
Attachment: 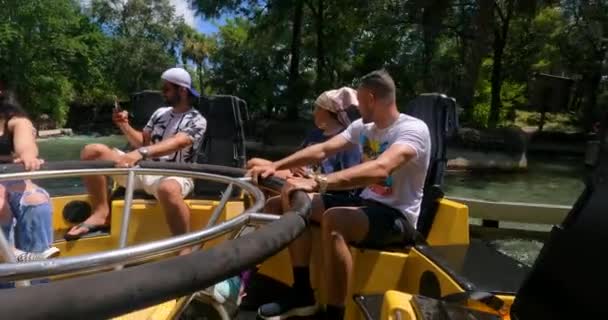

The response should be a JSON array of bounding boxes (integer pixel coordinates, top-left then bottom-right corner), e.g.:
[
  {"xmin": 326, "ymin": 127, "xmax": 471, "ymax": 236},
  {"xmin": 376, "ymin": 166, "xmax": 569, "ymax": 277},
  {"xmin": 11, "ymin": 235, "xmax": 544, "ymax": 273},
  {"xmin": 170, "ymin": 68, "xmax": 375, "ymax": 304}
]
[
  {"xmin": 137, "ymin": 147, "xmax": 150, "ymax": 160},
  {"xmin": 314, "ymin": 174, "xmax": 328, "ymax": 194}
]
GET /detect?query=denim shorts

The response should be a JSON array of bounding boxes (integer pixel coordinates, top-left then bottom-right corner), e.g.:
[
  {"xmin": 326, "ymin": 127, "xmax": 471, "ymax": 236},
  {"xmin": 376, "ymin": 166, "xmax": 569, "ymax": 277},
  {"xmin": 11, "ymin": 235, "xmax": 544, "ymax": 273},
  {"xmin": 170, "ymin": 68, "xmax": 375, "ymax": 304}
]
[
  {"xmin": 1, "ymin": 186, "xmax": 53, "ymax": 253},
  {"xmin": 321, "ymin": 193, "xmax": 417, "ymax": 248}
]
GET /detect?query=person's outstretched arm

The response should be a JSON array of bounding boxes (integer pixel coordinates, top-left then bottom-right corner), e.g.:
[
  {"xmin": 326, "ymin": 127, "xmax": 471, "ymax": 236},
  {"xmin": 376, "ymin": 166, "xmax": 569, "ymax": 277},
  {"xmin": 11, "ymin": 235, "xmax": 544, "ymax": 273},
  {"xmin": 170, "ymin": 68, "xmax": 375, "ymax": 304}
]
[{"xmin": 9, "ymin": 117, "xmax": 42, "ymax": 171}]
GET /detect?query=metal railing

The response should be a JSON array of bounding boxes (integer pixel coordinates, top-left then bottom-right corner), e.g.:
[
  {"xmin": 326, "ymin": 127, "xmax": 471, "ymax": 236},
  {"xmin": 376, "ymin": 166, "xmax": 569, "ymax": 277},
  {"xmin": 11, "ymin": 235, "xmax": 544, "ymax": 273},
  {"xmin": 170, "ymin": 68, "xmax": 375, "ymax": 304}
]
[
  {"xmin": 0, "ymin": 161, "xmax": 313, "ymax": 320},
  {"xmin": 0, "ymin": 164, "xmax": 269, "ymax": 282}
]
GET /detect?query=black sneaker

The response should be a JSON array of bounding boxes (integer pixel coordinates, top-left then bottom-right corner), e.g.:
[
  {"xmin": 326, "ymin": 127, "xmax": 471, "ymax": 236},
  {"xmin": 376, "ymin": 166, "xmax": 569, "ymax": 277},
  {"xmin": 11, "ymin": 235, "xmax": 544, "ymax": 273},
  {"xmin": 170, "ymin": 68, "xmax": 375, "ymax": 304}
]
[{"xmin": 257, "ymin": 288, "xmax": 318, "ymax": 319}]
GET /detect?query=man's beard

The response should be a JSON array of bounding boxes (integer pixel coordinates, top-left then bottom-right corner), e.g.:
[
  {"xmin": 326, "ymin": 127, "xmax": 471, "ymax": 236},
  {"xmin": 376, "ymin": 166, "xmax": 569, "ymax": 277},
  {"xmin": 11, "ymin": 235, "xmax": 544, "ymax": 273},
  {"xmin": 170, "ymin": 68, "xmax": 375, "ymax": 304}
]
[{"xmin": 164, "ymin": 94, "xmax": 181, "ymax": 106}]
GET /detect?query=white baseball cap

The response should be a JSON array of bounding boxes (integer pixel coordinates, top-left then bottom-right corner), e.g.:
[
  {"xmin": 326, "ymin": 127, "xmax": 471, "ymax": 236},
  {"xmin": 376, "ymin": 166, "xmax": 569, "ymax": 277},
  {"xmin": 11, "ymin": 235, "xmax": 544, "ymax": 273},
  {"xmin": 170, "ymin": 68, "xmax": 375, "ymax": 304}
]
[{"xmin": 161, "ymin": 67, "xmax": 200, "ymax": 98}]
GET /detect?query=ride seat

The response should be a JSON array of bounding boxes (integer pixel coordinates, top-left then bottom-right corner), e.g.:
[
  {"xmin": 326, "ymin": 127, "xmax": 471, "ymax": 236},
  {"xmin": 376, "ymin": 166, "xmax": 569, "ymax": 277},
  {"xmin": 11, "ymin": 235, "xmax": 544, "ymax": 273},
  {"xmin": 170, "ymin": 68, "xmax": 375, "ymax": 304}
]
[{"xmin": 193, "ymin": 95, "xmax": 248, "ymax": 199}]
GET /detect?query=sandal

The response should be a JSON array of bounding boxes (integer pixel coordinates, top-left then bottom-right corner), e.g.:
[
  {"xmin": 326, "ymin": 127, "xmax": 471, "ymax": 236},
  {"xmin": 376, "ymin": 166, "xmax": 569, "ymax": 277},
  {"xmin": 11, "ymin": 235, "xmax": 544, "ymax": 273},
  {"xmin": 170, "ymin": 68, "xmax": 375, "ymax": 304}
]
[{"xmin": 64, "ymin": 222, "xmax": 110, "ymax": 241}]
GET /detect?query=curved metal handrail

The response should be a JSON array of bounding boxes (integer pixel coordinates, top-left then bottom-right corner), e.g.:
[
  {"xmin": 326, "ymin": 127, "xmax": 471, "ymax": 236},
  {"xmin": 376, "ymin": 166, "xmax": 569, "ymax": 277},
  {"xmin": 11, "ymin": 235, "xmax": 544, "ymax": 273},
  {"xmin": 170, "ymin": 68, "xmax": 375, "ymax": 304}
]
[
  {"xmin": 0, "ymin": 162, "xmax": 267, "ymax": 281},
  {"xmin": 0, "ymin": 213, "xmax": 280, "ymax": 281},
  {"xmin": 0, "ymin": 161, "xmax": 312, "ymax": 320}
]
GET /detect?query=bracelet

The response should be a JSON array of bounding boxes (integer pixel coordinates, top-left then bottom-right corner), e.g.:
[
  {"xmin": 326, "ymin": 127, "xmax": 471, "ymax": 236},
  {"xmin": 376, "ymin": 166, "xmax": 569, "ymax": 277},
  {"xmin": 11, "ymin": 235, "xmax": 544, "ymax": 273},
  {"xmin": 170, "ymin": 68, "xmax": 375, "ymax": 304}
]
[{"xmin": 314, "ymin": 174, "xmax": 328, "ymax": 194}]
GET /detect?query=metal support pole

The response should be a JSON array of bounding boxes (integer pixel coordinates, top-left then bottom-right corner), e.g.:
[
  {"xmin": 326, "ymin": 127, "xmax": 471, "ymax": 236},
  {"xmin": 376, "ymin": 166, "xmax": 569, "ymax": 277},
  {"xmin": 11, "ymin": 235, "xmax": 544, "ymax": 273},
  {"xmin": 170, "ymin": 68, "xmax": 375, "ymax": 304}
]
[
  {"xmin": 115, "ymin": 170, "xmax": 136, "ymax": 271},
  {"xmin": 118, "ymin": 170, "xmax": 136, "ymax": 249},
  {"xmin": 171, "ymin": 183, "xmax": 239, "ymax": 319}
]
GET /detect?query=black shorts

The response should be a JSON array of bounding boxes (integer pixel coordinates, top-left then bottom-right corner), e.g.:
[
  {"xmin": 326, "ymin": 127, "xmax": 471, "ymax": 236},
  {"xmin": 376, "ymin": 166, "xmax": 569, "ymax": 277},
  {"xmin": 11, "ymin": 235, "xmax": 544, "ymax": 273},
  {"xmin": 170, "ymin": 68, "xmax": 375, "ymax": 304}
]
[{"xmin": 321, "ymin": 192, "xmax": 418, "ymax": 248}]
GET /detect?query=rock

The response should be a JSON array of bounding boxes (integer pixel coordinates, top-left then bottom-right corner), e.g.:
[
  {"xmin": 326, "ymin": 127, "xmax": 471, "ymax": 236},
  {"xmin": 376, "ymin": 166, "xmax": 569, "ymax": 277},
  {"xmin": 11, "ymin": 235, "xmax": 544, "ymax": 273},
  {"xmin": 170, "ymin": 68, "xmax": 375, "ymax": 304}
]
[
  {"xmin": 447, "ymin": 147, "xmax": 527, "ymax": 172},
  {"xmin": 35, "ymin": 113, "xmax": 57, "ymax": 131},
  {"xmin": 455, "ymin": 126, "xmax": 528, "ymax": 156},
  {"xmin": 449, "ymin": 126, "xmax": 529, "ymax": 171},
  {"xmin": 527, "ymin": 130, "xmax": 588, "ymax": 155}
]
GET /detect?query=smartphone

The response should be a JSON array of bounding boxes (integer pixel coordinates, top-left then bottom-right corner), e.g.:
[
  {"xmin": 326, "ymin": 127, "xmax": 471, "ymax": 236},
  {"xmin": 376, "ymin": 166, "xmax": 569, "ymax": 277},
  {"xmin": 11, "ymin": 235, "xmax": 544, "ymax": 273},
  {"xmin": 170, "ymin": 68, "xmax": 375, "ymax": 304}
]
[{"xmin": 114, "ymin": 96, "xmax": 122, "ymax": 111}]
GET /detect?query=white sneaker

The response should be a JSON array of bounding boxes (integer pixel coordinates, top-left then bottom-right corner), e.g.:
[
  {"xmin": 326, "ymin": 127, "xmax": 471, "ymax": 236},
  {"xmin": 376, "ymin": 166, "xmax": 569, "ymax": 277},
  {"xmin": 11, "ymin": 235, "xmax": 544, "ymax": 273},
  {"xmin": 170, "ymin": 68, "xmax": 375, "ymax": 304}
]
[
  {"xmin": 195, "ymin": 276, "xmax": 243, "ymax": 318},
  {"xmin": 199, "ymin": 276, "xmax": 242, "ymax": 304},
  {"xmin": 14, "ymin": 247, "xmax": 60, "ymax": 262}
]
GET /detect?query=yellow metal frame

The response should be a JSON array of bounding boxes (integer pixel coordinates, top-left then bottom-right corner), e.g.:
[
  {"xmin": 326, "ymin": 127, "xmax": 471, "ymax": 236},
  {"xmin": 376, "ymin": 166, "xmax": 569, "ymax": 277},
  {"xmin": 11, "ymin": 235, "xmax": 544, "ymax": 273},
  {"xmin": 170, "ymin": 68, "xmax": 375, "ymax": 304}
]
[
  {"xmin": 380, "ymin": 290, "xmax": 512, "ymax": 320},
  {"xmin": 115, "ymin": 300, "xmax": 178, "ymax": 320},
  {"xmin": 45, "ymin": 194, "xmax": 488, "ymax": 319},
  {"xmin": 50, "ymin": 196, "xmax": 244, "ymax": 257},
  {"xmin": 256, "ymin": 198, "xmax": 475, "ymax": 320}
]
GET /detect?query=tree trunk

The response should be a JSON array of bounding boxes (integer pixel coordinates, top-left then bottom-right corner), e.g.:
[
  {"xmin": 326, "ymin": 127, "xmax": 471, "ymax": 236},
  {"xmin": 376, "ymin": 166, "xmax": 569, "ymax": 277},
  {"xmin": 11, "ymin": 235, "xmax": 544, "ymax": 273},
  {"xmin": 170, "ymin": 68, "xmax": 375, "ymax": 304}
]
[
  {"xmin": 488, "ymin": 0, "xmax": 514, "ymax": 128},
  {"xmin": 197, "ymin": 61, "xmax": 204, "ymax": 96},
  {"xmin": 459, "ymin": 0, "xmax": 492, "ymax": 114},
  {"xmin": 286, "ymin": 0, "xmax": 304, "ymax": 120},
  {"xmin": 582, "ymin": 71, "xmax": 602, "ymax": 131},
  {"xmin": 421, "ymin": 0, "xmax": 451, "ymax": 91},
  {"xmin": 488, "ymin": 30, "xmax": 506, "ymax": 128},
  {"xmin": 315, "ymin": 0, "xmax": 325, "ymax": 92}
]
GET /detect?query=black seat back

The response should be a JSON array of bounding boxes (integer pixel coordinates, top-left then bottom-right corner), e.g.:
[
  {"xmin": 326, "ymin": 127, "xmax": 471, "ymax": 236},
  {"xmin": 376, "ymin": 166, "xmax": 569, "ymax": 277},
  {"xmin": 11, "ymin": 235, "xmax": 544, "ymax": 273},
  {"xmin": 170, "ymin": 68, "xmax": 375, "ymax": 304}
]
[
  {"xmin": 193, "ymin": 95, "xmax": 248, "ymax": 198},
  {"xmin": 403, "ymin": 93, "xmax": 459, "ymax": 238},
  {"xmin": 511, "ymin": 114, "xmax": 608, "ymax": 319},
  {"xmin": 130, "ymin": 90, "xmax": 165, "ymax": 130}
]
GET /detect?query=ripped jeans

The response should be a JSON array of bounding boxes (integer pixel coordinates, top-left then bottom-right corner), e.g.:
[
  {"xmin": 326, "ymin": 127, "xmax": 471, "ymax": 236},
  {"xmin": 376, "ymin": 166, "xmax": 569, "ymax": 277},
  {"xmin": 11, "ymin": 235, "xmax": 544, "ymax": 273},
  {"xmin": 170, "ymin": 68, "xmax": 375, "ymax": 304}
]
[
  {"xmin": 0, "ymin": 184, "xmax": 53, "ymax": 288},
  {"xmin": 0, "ymin": 185, "xmax": 53, "ymax": 253}
]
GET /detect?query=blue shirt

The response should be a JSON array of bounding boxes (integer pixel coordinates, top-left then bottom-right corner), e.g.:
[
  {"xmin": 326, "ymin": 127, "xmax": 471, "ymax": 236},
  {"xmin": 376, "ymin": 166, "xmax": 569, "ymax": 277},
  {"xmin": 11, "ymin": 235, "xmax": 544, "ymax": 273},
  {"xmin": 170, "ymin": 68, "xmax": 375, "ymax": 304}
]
[{"xmin": 300, "ymin": 128, "xmax": 361, "ymax": 174}]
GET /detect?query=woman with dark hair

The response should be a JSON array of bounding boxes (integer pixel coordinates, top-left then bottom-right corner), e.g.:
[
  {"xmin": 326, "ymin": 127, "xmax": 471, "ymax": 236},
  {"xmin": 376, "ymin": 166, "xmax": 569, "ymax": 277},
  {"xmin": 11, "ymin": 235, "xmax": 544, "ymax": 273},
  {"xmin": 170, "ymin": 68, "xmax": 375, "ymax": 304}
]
[{"xmin": 0, "ymin": 93, "xmax": 59, "ymax": 262}]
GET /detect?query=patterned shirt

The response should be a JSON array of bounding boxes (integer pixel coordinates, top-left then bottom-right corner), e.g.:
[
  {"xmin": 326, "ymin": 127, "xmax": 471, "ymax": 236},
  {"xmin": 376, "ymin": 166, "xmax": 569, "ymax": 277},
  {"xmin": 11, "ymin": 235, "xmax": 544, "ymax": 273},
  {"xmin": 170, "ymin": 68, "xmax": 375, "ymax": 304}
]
[{"xmin": 143, "ymin": 106, "xmax": 207, "ymax": 163}]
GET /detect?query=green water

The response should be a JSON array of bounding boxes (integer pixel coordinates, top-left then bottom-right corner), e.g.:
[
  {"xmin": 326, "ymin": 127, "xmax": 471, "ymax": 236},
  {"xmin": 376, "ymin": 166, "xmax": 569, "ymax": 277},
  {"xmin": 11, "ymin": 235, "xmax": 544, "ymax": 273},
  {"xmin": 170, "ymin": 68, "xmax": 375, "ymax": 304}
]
[
  {"xmin": 34, "ymin": 135, "xmax": 586, "ymax": 266},
  {"xmin": 443, "ymin": 156, "xmax": 586, "ymax": 266},
  {"xmin": 39, "ymin": 135, "xmax": 127, "ymax": 162},
  {"xmin": 35, "ymin": 135, "xmax": 127, "ymax": 196},
  {"xmin": 444, "ymin": 155, "xmax": 586, "ymax": 206}
]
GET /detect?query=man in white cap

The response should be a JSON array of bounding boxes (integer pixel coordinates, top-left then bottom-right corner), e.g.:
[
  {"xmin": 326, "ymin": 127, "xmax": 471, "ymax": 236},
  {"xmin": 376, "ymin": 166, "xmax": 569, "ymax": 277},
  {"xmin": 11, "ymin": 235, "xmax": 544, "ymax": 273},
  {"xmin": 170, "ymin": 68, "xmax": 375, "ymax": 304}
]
[{"xmin": 65, "ymin": 67, "xmax": 207, "ymax": 254}]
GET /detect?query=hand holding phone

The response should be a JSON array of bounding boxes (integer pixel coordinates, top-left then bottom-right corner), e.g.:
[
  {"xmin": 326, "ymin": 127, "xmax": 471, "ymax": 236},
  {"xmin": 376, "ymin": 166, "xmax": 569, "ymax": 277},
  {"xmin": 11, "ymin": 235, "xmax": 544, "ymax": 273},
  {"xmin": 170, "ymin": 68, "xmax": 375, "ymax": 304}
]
[
  {"xmin": 114, "ymin": 95, "xmax": 122, "ymax": 111},
  {"xmin": 112, "ymin": 96, "xmax": 128, "ymax": 125}
]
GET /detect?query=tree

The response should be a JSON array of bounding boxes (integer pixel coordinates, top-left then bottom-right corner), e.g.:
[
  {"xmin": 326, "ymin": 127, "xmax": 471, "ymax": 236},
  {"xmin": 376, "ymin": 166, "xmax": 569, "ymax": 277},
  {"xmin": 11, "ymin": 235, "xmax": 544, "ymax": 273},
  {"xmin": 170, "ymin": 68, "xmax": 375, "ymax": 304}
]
[
  {"xmin": 0, "ymin": 0, "xmax": 111, "ymax": 124},
  {"xmin": 286, "ymin": 0, "xmax": 304, "ymax": 119},
  {"xmin": 89, "ymin": 0, "xmax": 186, "ymax": 96},
  {"xmin": 192, "ymin": 0, "xmax": 304, "ymax": 118},
  {"xmin": 488, "ymin": 0, "xmax": 516, "ymax": 128},
  {"xmin": 560, "ymin": 0, "xmax": 608, "ymax": 131},
  {"xmin": 206, "ymin": 18, "xmax": 291, "ymax": 116},
  {"xmin": 182, "ymin": 31, "xmax": 214, "ymax": 94}
]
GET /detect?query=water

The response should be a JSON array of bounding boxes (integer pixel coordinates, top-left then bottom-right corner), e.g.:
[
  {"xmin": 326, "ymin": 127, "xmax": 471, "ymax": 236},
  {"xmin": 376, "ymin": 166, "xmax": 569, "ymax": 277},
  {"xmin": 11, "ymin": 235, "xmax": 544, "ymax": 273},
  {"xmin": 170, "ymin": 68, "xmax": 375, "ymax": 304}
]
[
  {"xmin": 33, "ymin": 135, "xmax": 586, "ymax": 266},
  {"xmin": 490, "ymin": 239, "xmax": 545, "ymax": 267},
  {"xmin": 444, "ymin": 155, "xmax": 586, "ymax": 206},
  {"xmin": 34, "ymin": 135, "xmax": 127, "ymax": 196},
  {"xmin": 37, "ymin": 136, "xmax": 586, "ymax": 205},
  {"xmin": 443, "ymin": 155, "xmax": 588, "ymax": 266}
]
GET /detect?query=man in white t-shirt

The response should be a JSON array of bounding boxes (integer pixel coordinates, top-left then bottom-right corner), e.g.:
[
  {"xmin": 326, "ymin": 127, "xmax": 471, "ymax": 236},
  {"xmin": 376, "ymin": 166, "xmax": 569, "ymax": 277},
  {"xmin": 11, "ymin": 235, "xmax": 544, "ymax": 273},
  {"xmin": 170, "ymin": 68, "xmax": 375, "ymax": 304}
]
[
  {"xmin": 64, "ymin": 68, "xmax": 207, "ymax": 253},
  {"xmin": 248, "ymin": 69, "xmax": 430, "ymax": 320}
]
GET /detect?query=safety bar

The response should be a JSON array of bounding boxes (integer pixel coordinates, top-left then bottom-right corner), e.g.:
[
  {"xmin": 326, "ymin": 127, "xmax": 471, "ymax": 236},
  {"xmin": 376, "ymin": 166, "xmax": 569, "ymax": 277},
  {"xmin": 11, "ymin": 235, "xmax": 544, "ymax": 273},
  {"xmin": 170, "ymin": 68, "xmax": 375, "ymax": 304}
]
[{"xmin": 0, "ymin": 161, "xmax": 267, "ymax": 281}]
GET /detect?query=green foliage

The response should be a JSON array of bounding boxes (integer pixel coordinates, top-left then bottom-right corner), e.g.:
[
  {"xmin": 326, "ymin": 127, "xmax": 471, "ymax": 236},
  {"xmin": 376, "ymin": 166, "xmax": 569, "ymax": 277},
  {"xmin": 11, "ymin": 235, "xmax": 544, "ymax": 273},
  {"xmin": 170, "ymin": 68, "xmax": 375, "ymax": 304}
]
[
  {"xmin": 0, "ymin": 0, "xmax": 189, "ymax": 125},
  {"xmin": 89, "ymin": 0, "xmax": 185, "ymax": 97},
  {"xmin": 206, "ymin": 17, "xmax": 291, "ymax": 115},
  {"xmin": 0, "ymin": 0, "xmax": 606, "ymax": 131},
  {"xmin": 0, "ymin": 0, "xmax": 109, "ymax": 124},
  {"xmin": 471, "ymin": 58, "xmax": 527, "ymax": 128}
]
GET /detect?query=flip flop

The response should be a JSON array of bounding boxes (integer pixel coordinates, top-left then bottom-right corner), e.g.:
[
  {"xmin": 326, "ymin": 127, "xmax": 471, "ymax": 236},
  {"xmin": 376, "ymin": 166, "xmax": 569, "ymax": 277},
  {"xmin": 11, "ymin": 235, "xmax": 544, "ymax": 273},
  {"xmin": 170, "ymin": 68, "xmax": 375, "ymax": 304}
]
[{"xmin": 64, "ymin": 222, "xmax": 110, "ymax": 241}]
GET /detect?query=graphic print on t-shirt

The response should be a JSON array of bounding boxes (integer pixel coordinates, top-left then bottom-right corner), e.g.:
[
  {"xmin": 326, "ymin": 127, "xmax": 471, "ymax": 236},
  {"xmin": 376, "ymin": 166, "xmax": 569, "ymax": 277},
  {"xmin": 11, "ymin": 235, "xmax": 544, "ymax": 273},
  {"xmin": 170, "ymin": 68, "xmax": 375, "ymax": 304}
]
[{"xmin": 360, "ymin": 135, "xmax": 393, "ymax": 196}]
